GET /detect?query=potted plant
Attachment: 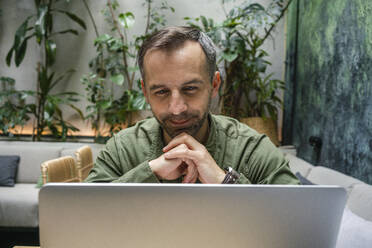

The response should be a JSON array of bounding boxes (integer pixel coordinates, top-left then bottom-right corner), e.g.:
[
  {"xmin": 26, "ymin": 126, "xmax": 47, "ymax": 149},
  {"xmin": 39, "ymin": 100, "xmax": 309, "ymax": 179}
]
[
  {"xmin": 185, "ymin": 0, "xmax": 292, "ymax": 146},
  {"xmin": 0, "ymin": 76, "xmax": 32, "ymax": 137},
  {"xmin": 5, "ymin": 0, "xmax": 86, "ymax": 141},
  {"xmin": 82, "ymin": 0, "xmax": 175, "ymax": 142}
]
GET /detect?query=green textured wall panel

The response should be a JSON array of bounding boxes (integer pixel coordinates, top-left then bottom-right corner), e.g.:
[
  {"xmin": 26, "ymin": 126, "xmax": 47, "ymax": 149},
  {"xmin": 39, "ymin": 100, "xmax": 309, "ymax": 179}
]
[{"xmin": 284, "ymin": 0, "xmax": 372, "ymax": 183}]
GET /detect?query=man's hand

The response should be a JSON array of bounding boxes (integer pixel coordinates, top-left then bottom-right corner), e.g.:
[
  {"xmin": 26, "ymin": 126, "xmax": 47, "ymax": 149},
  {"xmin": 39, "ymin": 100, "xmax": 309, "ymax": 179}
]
[
  {"xmin": 149, "ymin": 144, "xmax": 199, "ymax": 183},
  {"xmin": 162, "ymin": 133, "xmax": 226, "ymax": 184}
]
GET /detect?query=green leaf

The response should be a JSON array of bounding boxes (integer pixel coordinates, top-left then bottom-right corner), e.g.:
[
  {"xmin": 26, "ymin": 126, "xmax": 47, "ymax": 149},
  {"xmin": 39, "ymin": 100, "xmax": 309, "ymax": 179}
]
[
  {"xmin": 98, "ymin": 99, "xmax": 112, "ymax": 110},
  {"xmin": 49, "ymin": 69, "xmax": 75, "ymax": 90},
  {"xmin": 38, "ymin": 66, "xmax": 52, "ymax": 94},
  {"xmin": 35, "ymin": 5, "xmax": 48, "ymax": 43},
  {"xmin": 58, "ymin": 10, "xmax": 87, "ymax": 30},
  {"xmin": 108, "ymin": 38, "xmax": 124, "ymax": 51},
  {"xmin": 56, "ymin": 29, "xmax": 79, "ymax": 35},
  {"xmin": 118, "ymin": 12, "xmax": 135, "ymax": 29},
  {"xmin": 15, "ymin": 39, "xmax": 28, "ymax": 67},
  {"xmin": 15, "ymin": 16, "xmax": 32, "ymax": 48},
  {"xmin": 128, "ymin": 66, "xmax": 139, "ymax": 73},
  {"xmin": 132, "ymin": 95, "xmax": 147, "ymax": 110},
  {"xmin": 6, "ymin": 47, "xmax": 14, "ymax": 66},
  {"xmin": 222, "ymin": 51, "xmax": 238, "ymax": 62},
  {"xmin": 55, "ymin": 91, "xmax": 79, "ymax": 97},
  {"xmin": 8, "ymin": 16, "xmax": 33, "ymax": 66},
  {"xmin": 94, "ymin": 34, "xmax": 112, "ymax": 45},
  {"xmin": 45, "ymin": 39, "xmax": 56, "ymax": 66},
  {"xmin": 68, "ymin": 104, "xmax": 84, "ymax": 119},
  {"xmin": 110, "ymin": 74, "xmax": 124, "ymax": 86},
  {"xmin": 0, "ymin": 76, "xmax": 16, "ymax": 85},
  {"xmin": 201, "ymin": 16, "xmax": 208, "ymax": 30}
]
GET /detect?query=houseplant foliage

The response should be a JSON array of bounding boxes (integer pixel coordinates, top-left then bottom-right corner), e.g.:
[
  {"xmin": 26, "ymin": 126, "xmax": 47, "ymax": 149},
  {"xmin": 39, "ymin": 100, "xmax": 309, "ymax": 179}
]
[
  {"xmin": 185, "ymin": 0, "xmax": 291, "ymax": 121},
  {"xmin": 0, "ymin": 77, "xmax": 33, "ymax": 136},
  {"xmin": 6, "ymin": 0, "xmax": 86, "ymax": 141},
  {"xmin": 82, "ymin": 0, "xmax": 174, "ymax": 141}
]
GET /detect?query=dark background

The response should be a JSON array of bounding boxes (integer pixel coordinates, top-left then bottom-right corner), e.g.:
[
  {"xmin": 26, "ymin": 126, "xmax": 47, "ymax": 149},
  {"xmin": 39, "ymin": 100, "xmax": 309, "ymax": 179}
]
[{"xmin": 283, "ymin": 0, "xmax": 372, "ymax": 184}]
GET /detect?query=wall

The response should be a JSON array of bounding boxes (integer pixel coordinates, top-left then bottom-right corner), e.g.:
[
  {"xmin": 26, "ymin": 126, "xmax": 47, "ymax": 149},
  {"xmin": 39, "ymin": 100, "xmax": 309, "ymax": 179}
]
[
  {"xmin": 283, "ymin": 0, "xmax": 372, "ymax": 183},
  {"xmin": 0, "ymin": 0, "xmax": 286, "ymax": 136}
]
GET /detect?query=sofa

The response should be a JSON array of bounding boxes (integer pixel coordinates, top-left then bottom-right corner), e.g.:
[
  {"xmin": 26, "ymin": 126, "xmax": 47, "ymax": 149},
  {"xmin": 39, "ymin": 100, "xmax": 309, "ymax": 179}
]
[
  {"xmin": 280, "ymin": 146, "xmax": 372, "ymax": 222},
  {"xmin": 0, "ymin": 142, "xmax": 371, "ymax": 229},
  {"xmin": 0, "ymin": 141, "xmax": 104, "ymax": 228}
]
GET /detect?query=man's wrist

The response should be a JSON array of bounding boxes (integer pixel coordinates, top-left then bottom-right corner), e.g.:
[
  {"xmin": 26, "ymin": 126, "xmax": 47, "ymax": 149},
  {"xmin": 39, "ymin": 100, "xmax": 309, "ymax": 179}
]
[
  {"xmin": 148, "ymin": 159, "xmax": 159, "ymax": 177},
  {"xmin": 218, "ymin": 170, "xmax": 227, "ymax": 184},
  {"xmin": 221, "ymin": 167, "xmax": 239, "ymax": 184}
]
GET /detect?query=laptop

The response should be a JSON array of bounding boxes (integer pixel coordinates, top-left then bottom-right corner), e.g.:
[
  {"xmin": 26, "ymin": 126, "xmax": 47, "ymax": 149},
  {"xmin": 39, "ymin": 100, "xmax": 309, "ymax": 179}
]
[{"xmin": 39, "ymin": 183, "xmax": 346, "ymax": 248}]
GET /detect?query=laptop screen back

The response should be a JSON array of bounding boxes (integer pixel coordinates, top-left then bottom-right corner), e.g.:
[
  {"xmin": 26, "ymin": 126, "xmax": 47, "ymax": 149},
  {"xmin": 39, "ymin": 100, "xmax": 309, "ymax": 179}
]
[{"xmin": 39, "ymin": 183, "xmax": 346, "ymax": 248}]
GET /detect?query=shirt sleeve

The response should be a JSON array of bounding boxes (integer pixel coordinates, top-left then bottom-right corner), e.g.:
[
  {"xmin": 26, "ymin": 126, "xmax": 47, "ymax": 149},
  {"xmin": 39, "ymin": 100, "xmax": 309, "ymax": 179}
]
[
  {"xmin": 238, "ymin": 136, "xmax": 300, "ymax": 185},
  {"xmin": 85, "ymin": 135, "xmax": 159, "ymax": 183}
]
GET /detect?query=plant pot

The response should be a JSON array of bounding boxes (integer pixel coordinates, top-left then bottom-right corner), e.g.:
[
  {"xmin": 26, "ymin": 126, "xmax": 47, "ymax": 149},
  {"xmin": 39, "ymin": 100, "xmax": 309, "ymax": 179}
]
[{"xmin": 240, "ymin": 117, "xmax": 279, "ymax": 146}]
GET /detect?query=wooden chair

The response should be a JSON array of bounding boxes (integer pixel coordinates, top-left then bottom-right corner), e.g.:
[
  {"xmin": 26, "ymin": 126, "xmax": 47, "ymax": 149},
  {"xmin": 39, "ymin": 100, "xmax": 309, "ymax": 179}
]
[
  {"xmin": 75, "ymin": 145, "xmax": 94, "ymax": 182},
  {"xmin": 41, "ymin": 156, "xmax": 79, "ymax": 184}
]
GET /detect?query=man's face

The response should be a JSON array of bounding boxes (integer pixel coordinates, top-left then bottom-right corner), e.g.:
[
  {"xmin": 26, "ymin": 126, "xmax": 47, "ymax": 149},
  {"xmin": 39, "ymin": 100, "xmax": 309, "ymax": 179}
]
[{"xmin": 141, "ymin": 41, "xmax": 220, "ymax": 140}]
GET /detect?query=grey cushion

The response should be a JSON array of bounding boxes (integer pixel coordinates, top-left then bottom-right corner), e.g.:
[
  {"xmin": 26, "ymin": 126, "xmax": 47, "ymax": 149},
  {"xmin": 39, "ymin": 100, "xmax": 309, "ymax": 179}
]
[
  {"xmin": 279, "ymin": 145, "xmax": 297, "ymax": 156},
  {"xmin": 0, "ymin": 145, "xmax": 62, "ymax": 183},
  {"xmin": 307, "ymin": 166, "xmax": 363, "ymax": 195},
  {"xmin": 0, "ymin": 183, "xmax": 39, "ymax": 227},
  {"xmin": 0, "ymin": 155, "xmax": 20, "ymax": 186},
  {"xmin": 336, "ymin": 207, "xmax": 372, "ymax": 248},
  {"xmin": 295, "ymin": 172, "xmax": 315, "ymax": 185},
  {"xmin": 285, "ymin": 153, "xmax": 314, "ymax": 177},
  {"xmin": 61, "ymin": 145, "xmax": 103, "ymax": 161},
  {"xmin": 347, "ymin": 184, "xmax": 372, "ymax": 222},
  {"xmin": 60, "ymin": 148, "xmax": 76, "ymax": 158}
]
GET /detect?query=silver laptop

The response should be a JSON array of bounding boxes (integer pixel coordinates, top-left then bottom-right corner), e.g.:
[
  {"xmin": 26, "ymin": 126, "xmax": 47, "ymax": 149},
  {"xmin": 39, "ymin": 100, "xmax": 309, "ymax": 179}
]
[{"xmin": 39, "ymin": 183, "xmax": 346, "ymax": 248}]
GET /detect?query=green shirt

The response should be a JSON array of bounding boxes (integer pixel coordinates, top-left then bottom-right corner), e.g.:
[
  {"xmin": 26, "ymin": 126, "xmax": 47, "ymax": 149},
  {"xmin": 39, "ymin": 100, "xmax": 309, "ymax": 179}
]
[{"xmin": 85, "ymin": 114, "xmax": 299, "ymax": 184}]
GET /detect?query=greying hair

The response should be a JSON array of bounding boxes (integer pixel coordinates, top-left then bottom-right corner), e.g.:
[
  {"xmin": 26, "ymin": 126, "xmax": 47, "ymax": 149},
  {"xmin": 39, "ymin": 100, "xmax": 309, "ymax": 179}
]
[{"xmin": 137, "ymin": 26, "xmax": 217, "ymax": 83}]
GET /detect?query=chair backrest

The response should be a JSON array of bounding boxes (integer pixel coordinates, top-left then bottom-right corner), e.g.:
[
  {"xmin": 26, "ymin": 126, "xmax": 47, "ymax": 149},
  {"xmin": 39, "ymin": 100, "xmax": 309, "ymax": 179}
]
[
  {"xmin": 75, "ymin": 145, "xmax": 94, "ymax": 182},
  {"xmin": 41, "ymin": 156, "xmax": 79, "ymax": 184}
]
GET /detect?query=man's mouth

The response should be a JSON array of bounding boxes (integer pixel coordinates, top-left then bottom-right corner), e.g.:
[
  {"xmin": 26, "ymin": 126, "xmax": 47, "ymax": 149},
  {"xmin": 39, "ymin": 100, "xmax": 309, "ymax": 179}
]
[{"xmin": 169, "ymin": 119, "xmax": 191, "ymax": 126}]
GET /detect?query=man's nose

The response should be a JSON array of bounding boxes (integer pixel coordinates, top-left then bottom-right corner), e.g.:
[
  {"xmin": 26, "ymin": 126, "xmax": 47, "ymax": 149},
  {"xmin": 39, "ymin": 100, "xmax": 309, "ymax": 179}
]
[{"xmin": 168, "ymin": 91, "xmax": 187, "ymax": 115}]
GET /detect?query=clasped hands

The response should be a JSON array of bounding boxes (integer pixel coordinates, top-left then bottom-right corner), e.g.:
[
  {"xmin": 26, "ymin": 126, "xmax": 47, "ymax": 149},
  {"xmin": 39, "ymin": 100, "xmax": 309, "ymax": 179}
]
[{"xmin": 149, "ymin": 133, "xmax": 226, "ymax": 184}]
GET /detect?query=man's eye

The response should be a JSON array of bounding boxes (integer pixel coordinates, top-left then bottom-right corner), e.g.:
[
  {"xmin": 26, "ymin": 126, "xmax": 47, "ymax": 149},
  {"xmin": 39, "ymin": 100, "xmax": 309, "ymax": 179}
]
[
  {"xmin": 183, "ymin": 86, "xmax": 197, "ymax": 92},
  {"xmin": 155, "ymin": 89, "xmax": 168, "ymax": 96}
]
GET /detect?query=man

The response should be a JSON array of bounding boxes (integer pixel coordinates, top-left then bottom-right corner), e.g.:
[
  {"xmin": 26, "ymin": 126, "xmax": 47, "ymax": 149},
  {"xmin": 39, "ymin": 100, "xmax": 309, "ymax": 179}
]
[{"xmin": 85, "ymin": 26, "xmax": 299, "ymax": 185}]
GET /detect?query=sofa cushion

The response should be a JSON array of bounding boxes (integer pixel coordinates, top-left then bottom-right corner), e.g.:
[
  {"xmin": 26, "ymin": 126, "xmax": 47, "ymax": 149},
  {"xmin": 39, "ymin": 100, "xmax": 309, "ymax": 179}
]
[
  {"xmin": 0, "ymin": 183, "xmax": 39, "ymax": 227},
  {"xmin": 336, "ymin": 207, "xmax": 372, "ymax": 248},
  {"xmin": 0, "ymin": 145, "xmax": 62, "ymax": 183},
  {"xmin": 295, "ymin": 172, "xmax": 315, "ymax": 185},
  {"xmin": 279, "ymin": 145, "xmax": 297, "ymax": 156},
  {"xmin": 61, "ymin": 145, "xmax": 103, "ymax": 161},
  {"xmin": 60, "ymin": 148, "xmax": 76, "ymax": 158},
  {"xmin": 347, "ymin": 184, "xmax": 372, "ymax": 222},
  {"xmin": 307, "ymin": 166, "xmax": 363, "ymax": 195},
  {"xmin": 0, "ymin": 155, "xmax": 20, "ymax": 186},
  {"xmin": 285, "ymin": 153, "xmax": 314, "ymax": 177}
]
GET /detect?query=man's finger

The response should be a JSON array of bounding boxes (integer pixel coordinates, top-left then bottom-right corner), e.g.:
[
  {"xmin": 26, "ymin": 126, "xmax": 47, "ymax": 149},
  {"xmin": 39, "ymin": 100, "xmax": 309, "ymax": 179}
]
[
  {"xmin": 182, "ymin": 159, "xmax": 198, "ymax": 183},
  {"xmin": 164, "ymin": 146, "xmax": 199, "ymax": 161},
  {"xmin": 188, "ymin": 161, "xmax": 199, "ymax": 183},
  {"xmin": 178, "ymin": 162, "xmax": 188, "ymax": 175},
  {"xmin": 163, "ymin": 133, "xmax": 201, "ymax": 152}
]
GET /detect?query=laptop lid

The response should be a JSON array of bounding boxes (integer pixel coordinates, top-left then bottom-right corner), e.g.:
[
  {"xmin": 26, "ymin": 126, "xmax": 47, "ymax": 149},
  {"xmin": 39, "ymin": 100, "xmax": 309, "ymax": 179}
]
[{"xmin": 39, "ymin": 183, "xmax": 346, "ymax": 248}]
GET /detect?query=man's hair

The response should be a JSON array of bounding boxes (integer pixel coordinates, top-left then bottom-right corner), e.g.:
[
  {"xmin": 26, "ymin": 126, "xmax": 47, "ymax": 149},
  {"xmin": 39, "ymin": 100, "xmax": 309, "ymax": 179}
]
[{"xmin": 137, "ymin": 26, "xmax": 217, "ymax": 83}]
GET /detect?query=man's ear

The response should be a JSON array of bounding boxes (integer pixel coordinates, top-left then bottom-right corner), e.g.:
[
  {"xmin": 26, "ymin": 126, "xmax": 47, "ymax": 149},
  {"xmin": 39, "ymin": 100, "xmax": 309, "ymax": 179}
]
[
  {"xmin": 141, "ymin": 80, "xmax": 148, "ymax": 101},
  {"xmin": 211, "ymin": 71, "xmax": 221, "ymax": 98}
]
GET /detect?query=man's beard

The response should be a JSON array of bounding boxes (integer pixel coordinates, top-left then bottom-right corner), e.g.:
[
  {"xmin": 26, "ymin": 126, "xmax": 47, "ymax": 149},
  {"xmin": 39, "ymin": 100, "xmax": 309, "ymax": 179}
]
[{"xmin": 154, "ymin": 96, "xmax": 211, "ymax": 139}]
